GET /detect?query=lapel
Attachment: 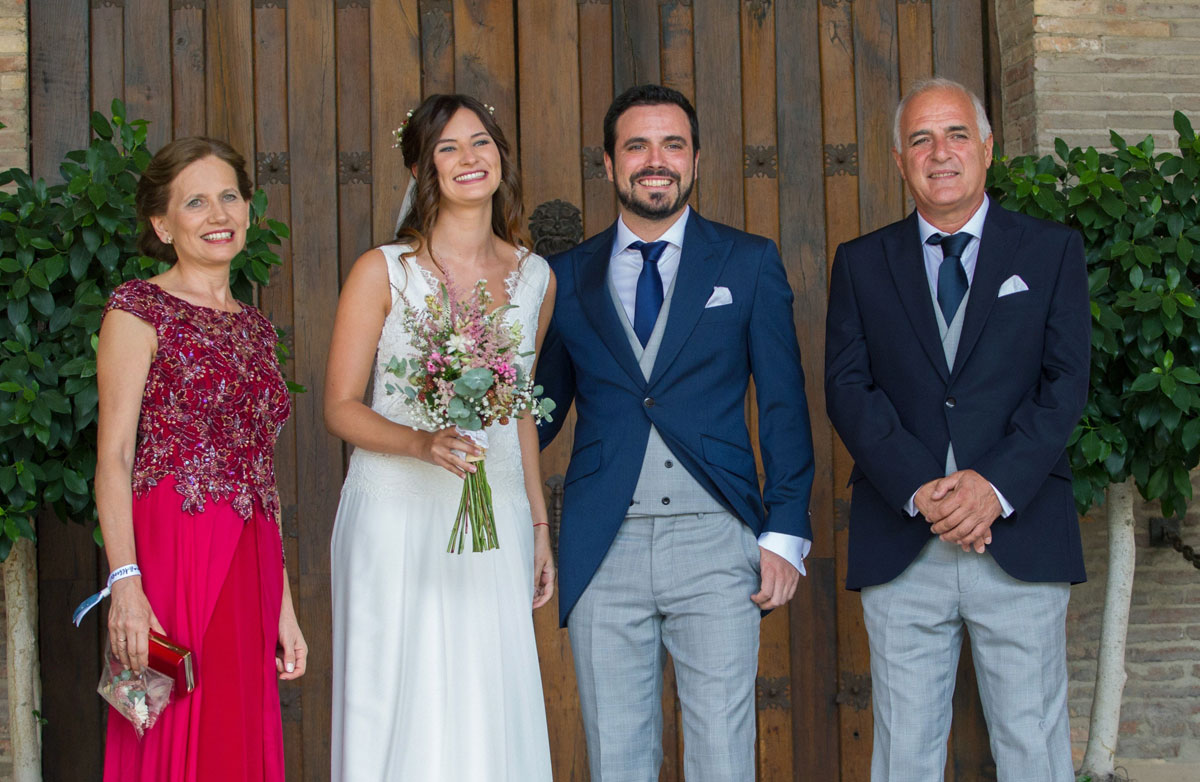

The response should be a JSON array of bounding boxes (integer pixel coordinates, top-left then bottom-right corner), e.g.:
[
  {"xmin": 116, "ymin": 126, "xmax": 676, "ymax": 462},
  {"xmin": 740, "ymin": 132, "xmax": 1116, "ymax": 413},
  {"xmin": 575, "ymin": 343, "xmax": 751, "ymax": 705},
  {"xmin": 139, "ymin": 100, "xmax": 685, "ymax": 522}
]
[
  {"xmin": 647, "ymin": 212, "xmax": 732, "ymax": 387},
  {"xmin": 884, "ymin": 212, "xmax": 948, "ymax": 381},
  {"xmin": 950, "ymin": 202, "xmax": 1020, "ymax": 379},
  {"xmin": 574, "ymin": 224, "xmax": 646, "ymax": 388}
]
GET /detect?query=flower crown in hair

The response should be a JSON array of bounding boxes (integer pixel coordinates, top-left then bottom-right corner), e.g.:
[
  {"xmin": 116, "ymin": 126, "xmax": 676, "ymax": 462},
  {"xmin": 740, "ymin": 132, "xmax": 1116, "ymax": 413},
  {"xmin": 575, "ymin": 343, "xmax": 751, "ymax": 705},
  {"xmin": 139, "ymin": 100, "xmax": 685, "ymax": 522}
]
[{"xmin": 392, "ymin": 102, "xmax": 496, "ymax": 150}]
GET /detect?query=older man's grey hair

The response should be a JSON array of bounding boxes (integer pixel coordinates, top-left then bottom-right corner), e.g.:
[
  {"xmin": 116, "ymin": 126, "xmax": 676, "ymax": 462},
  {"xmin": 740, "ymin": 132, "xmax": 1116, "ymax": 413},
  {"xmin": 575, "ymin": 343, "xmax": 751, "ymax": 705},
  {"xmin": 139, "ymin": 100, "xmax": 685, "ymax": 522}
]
[{"xmin": 892, "ymin": 78, "xmax": 993, "ymax": 151}]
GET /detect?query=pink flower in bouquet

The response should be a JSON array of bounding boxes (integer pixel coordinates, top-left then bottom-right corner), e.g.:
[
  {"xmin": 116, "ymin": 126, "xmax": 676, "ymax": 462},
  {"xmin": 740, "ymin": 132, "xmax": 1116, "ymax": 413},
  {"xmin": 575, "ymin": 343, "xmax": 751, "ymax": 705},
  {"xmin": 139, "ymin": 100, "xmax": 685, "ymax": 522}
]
[{"xmin": 385, "ymin": 276, "xmax": 556, "ymax": 553}]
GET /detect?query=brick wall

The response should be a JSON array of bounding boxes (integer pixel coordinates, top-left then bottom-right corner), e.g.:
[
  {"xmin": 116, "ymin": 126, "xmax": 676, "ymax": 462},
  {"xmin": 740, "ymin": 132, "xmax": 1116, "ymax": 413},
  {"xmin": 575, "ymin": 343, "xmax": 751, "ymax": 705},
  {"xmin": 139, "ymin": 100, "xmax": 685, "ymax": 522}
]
[
  {"xmin": 0, "ymin": 0, "xmax": 25, "ymax": 175},
  {"xmin": 1068, "ymin": 481, "xmax": 1200, "ymax": 764},
  {"xmin": 996, "ymin": 0, "xmax": 1039, "ymax": 155},
  {"xmin": 1028, "ymin": 0, "xmax": 1200, "ymax": 155},
  {"xmin": 0, "ymin": 0, "xmax": 25, "ymax": 774},
  {"xmin": 998, "ymin": 0, "xmax": 1200, "ymax": 766}
]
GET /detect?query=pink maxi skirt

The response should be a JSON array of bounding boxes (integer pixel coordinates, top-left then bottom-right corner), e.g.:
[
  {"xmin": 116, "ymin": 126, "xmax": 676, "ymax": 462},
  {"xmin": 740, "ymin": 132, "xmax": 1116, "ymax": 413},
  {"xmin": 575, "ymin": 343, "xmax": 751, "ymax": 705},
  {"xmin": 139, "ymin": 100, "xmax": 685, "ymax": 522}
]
[{"xmin": 103, "ymin": 476, "xmax": 285, "ymax": 782}]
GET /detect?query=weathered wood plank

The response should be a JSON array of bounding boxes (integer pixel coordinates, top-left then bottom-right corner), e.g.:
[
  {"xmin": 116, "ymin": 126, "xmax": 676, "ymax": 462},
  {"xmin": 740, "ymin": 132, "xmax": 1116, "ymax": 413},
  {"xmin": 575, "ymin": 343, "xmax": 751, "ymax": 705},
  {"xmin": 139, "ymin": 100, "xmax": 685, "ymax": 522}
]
[
  {"xmin": 790, "ymin": 557, "xmax": 841, "ymax": 782},
  {"xmin": 579, "ymin": 0, "xmax": 616, "ymax": 236},
  {"xmin": 852, "ymin": 0, "xmax": 903, "ymax": 233},
  {"xmin": 171, "ymin": 6, "xmax": 207, "ymax": 138},
  {"xmin": 950, "ymin": 637, "xmax": 999, "ymax": 782},
  {"xmin": 90, "ymin": 6, "xmax": 123, "ymax": 123},
  {"xmin": 516, "ymin": 4, "xmax": 585, "ymax": 776},
  {"xmin": 777, "ymin": 0, "xmax": 839, "ymax": 779},
  {"xmin": 30, "ymin": 0, "xmax": 90, "ymax": 180},
  {"xmin": 453, "ymin": 0, "xmax": 517, "ymax": 154},
  {"xmin": 658, "ymin": 1, "xmax": 694, "ymax": 104},
  {"xmin": 932, "ymin": 0, "xmax": 985, "ymax": 96},
  {"xmin": 370, "ymin": 0, "xmax": 421, "ymax": 245},
  {"xmin": 206, "ymin": 0, "xmax": 255, "ymax": 162},
  {"xmin": 740, "ymin": 5, "xmax": 792, "ymax": 780},
  {"xmin": 693, "ymin": 0, "xmax": 741, "ymax": 229},
  {"xmin": 420, "ymin": 0, "xmax": 455, "ymax": 96},
  {"xmin": 288, "ymin": 0, "xmax": 341, "ymax": 775},
  {"xmin": 336, "ymin": 2, "xmax": 373, "ymax": 282},
  {"xmin": 37, "ymin": 512, "xmax": 104, "ymax": 780},
  {"xmin": 897, "ymin": 0, "xmax": 934, "ymax": 97},
  {"xmin": 818, "ymin": 2, "xmax": 871, "ymax": 778},
  {"xmin": 611, "ymin": 0, "xmax": 660, "ymax": 94},
  {"xmin": 124, "ymin": 0, "xmax": 172, "ymax": 152},
  {"xmin": 252, "ymin": 3, "xmax": 299, "ymax": 776}
]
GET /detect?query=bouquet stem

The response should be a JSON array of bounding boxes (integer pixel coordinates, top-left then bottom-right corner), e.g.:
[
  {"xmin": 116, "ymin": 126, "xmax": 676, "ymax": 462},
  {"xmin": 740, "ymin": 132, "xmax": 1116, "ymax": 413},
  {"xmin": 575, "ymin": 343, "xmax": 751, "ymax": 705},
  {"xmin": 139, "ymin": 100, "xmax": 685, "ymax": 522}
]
[{"xmin": 448, "ymin": 459, "xmax": 499, "ymax": 553}]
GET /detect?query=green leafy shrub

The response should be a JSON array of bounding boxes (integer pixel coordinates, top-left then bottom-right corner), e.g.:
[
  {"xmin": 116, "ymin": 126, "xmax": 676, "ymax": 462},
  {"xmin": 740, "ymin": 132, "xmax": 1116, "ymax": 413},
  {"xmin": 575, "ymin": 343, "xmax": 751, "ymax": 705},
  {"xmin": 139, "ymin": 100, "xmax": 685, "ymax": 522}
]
[
  {"xmin": 0, "ymin": 100, "xmax": 292, "ymax": 558},
  {"xmin": 988, "ymin": 112, "xmax": 1200, "ymax": 517}
]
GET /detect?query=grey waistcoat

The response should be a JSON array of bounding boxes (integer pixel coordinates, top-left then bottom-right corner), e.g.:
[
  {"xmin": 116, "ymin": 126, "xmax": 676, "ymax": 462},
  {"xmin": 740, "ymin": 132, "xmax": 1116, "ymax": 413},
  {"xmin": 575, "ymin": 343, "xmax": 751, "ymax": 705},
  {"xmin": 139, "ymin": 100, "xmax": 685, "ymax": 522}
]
[
  {"xmin": 607, "ymin": 270, "xmax": 727, "ymax": 517},
  {"xmin": 935, "ymin": 286, "xmax": 969, "ymax": 475}
]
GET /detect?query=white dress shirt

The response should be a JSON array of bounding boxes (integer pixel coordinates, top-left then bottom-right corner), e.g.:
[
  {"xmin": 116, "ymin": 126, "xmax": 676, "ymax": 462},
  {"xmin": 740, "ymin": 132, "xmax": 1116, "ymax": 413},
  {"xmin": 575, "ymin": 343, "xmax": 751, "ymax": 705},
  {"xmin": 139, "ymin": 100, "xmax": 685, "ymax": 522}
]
[
  {"xmin": 905, "ymin": 197, "xmax": 1014, "ymax": 519},
  {"xmin": 609, "ymin": 208, "xmax": 811, "ymax": 574}
]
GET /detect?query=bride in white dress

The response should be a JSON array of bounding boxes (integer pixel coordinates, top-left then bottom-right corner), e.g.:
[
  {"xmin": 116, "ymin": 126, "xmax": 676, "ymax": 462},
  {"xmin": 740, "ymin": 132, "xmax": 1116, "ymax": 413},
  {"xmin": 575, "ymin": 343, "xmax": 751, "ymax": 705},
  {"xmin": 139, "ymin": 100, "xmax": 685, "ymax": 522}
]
[{"xmin": 324, "ymin": 95, "xmax": 556, "ymax": 781}]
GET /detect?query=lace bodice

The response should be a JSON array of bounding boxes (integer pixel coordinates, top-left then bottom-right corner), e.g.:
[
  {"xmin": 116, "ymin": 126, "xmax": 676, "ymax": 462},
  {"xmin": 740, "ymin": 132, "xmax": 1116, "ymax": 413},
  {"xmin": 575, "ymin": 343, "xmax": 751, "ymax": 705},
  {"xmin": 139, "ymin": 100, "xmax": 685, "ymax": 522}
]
[
  {"xmin": 103, "ymin": 279, "xmax": 290, "ymax": 533},
  {"xmin": 343, "ymin": 244, "xmax": 550, "ymax": 499}
]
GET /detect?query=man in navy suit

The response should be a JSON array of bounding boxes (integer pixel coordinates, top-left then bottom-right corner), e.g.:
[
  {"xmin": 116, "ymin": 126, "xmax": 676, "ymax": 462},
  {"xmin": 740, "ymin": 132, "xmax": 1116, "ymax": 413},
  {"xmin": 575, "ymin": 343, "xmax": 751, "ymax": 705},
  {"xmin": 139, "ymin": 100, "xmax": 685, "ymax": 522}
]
[
  {"xmin": 537, "ymin": 84, "xmax": 815, "ymax": 782},
  {"xmin": 825, "ymin": 78, "xmax": 1090, "ymax": 781}
]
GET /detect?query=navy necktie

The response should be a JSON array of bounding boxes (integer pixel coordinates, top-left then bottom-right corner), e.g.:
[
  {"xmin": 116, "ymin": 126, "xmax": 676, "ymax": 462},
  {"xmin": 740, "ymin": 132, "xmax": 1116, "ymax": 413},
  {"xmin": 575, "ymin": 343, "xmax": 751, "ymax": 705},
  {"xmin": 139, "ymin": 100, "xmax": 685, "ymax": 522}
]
[
  {"xmin": 630, "ymin": 240, "xmax": 668, "ymax": 346},
  {"xmin": 927, "ymin": 232, "xmax": 971, "ymax": 323}
]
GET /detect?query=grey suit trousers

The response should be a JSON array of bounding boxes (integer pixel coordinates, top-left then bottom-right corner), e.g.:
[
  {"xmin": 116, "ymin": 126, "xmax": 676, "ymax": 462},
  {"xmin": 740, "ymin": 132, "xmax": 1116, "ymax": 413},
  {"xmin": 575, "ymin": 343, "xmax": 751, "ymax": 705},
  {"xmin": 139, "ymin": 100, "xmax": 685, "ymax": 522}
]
[
  {"xmin": 861, "ymin": 538, "xmax": 1074, "ymax": 782},
  {"xmin": 568, "ymin": 512, "xmax": 762, "ymax": 782}
]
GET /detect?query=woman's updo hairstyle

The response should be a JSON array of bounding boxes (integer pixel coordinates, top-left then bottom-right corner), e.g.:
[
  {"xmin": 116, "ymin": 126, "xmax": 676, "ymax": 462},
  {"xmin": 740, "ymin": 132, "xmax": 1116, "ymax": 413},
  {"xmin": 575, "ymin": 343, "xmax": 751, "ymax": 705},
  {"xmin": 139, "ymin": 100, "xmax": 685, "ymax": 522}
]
[
  {"xmin": 395, "ymin": 94, "xmax": 525, "ymax": 254},
  {"xmin": 135, "ymin": 136, "xmax": 254, "ymax": 263}
]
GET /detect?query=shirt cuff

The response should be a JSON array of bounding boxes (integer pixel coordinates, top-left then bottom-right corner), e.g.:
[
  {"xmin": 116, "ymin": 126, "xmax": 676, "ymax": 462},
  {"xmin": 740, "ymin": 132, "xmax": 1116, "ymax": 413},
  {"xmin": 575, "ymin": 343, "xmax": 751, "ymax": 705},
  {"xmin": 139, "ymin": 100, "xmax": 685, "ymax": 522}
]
[
  {"xmin": 905, "ymin": 491, "xmax": 919, "ymax": 517},
  {"xmin": 756, "ymin": 532, "xmax": 810, "ymax": 576},
  {"xmin": 990, "ymin": 482, "xmax": 1014, "ymax": 517}
]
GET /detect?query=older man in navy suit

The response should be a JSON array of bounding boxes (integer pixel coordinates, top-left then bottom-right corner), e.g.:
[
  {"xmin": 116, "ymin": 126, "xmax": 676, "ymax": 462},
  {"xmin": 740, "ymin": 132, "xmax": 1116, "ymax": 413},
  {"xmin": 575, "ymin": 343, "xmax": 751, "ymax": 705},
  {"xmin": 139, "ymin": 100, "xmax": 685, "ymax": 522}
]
[
  {"xmin": 825, "ymin": 78, "xmax": 1090, "ymax": 781},
  {"xmin": 537, "ymin": 84, "xmax": 815, "ymax": 782}
]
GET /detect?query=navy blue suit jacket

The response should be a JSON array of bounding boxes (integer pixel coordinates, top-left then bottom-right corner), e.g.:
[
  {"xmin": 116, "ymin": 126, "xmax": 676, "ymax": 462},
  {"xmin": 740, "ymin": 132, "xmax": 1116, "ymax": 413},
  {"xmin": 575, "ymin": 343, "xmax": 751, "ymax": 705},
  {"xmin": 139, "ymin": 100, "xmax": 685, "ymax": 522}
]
[
  {"xmin": 825, "ymin": 202, "xmax": 1090, "ymax": 590},
  {"xmin": 537, "ymin": 211, "xmax": 816, "ymax": 626}
]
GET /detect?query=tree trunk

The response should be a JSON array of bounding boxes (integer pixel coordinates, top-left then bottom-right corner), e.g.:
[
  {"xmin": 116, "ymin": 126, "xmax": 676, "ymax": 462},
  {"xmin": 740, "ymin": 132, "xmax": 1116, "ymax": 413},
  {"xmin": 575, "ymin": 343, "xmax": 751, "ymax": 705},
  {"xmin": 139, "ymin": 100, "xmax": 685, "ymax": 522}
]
[
  {"xmin": 4, "ymin": 534, "xmax": 43, "ymax": 781},
  {"xmin": 1078, "ymin": 478, "xmax": 1136, "ymax": 781}
]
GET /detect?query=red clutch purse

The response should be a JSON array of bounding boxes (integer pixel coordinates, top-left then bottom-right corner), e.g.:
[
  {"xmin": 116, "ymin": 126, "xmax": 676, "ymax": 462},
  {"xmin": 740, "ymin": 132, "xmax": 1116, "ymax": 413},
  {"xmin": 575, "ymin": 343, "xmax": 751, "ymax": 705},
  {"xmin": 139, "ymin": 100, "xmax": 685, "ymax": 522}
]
[{"xmin": 148, "ymin": 632, "xmax": 197, "ymax": 695}]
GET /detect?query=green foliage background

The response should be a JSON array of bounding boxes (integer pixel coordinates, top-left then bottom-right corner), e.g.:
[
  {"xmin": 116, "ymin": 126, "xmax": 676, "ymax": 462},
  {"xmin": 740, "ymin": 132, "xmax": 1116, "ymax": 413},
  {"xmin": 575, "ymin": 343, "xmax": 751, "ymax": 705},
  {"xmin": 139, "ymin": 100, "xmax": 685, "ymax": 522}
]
[
  {"xmin": 0, "ymin": 101, "xmax": 292, "ymax": 559},
  {"xmin": 988, "ymin": 112, "xmax": 1200, "ymax": 518}
]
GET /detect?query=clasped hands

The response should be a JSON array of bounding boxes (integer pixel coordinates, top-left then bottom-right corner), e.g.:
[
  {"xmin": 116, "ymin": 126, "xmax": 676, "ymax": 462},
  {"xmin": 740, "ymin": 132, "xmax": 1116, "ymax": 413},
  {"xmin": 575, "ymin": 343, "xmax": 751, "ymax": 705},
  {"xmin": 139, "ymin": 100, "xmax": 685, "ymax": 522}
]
[{"xmin": 914, "ymin": 469, "xmax": 1001, "ymax": 553}]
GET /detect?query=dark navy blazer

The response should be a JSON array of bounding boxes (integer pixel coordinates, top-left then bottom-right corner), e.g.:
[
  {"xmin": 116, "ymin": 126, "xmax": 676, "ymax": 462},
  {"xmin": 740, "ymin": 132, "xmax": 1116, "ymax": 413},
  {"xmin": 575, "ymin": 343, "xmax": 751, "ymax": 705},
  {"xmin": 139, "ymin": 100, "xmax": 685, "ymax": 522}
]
[
  {"xmin": 825, "ymin": 202, "xmax": 1090, "ymax": 590},
  {"xmin": 537, "ymin": 211, "xmax": 816, "ymax": 626}
]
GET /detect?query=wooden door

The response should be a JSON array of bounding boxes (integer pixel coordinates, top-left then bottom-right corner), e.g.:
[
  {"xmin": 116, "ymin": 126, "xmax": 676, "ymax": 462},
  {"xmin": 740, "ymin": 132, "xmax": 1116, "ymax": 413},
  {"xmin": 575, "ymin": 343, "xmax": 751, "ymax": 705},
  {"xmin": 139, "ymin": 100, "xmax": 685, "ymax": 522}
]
[{"xmin": 30, "ymin": 2, "xmax": 998, "ymax": 779}]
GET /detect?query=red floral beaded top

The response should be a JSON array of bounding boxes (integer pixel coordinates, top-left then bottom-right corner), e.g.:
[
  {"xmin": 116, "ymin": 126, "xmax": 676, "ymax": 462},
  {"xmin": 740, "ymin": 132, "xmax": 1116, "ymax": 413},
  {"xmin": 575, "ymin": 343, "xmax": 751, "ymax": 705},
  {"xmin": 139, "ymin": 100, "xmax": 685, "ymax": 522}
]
[{"xmin": 104, "ymin": 279, "xmax": 291, "ymax": 540}]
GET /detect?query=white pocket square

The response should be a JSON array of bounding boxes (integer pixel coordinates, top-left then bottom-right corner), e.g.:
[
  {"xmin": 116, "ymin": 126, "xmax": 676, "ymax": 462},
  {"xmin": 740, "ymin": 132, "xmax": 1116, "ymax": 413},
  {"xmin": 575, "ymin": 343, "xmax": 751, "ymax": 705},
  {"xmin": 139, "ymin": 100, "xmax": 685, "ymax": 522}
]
[
  {"xmin": 997, "ymin": 275, "xmax": 1029, "ymax": 298},
  {"xmin": 705, "ymin": 286, "xmax": 733, "ymax": 308}
]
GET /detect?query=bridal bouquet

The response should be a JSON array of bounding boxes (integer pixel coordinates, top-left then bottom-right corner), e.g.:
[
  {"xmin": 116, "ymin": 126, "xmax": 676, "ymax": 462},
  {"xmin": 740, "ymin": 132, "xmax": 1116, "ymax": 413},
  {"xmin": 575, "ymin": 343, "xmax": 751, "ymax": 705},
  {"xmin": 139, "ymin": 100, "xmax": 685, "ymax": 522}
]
[{"xmin": 385, "ymin": 278, "xmax": 555, "ymax": 553}]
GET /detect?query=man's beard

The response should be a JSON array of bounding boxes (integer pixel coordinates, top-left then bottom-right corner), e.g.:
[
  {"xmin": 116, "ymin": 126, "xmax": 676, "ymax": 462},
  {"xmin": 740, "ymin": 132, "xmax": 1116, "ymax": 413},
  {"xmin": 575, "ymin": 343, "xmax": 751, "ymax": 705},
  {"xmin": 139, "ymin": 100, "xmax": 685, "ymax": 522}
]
[{"xmin": 615, "ymin": 167, "xmax": 695, "ymax": 221}]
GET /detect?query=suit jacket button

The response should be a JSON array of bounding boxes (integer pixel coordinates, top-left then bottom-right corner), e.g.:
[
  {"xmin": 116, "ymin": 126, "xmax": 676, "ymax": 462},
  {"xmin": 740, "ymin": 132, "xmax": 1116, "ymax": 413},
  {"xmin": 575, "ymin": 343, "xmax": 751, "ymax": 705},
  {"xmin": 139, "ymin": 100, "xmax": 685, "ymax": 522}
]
[
  {"xmin": 643, "ymin": 397, "xmax": 655, "ymax": 408},
  {"xmin": 664, "ymin": 460, "xmax": 673, "ymax": 468},
  {"xmin": 661, "ymin": 497, "xmax": 670, "ymax": 506},
  {"xmin": 630, "ymin": 499, "xmax": 635, "ymax": 507},
  {"xmin": 945, "ymin": 397, "xmax": 956, "ymax": 408}
]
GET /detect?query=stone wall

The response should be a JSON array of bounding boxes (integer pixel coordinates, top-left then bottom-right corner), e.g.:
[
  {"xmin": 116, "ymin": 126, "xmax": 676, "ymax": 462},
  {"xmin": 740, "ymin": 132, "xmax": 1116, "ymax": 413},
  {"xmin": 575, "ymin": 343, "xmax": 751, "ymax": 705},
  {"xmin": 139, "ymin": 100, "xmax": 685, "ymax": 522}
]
[
  {"xmin": 1027, "ymin": 0, "xmax": 1200, "ymax": 155},
  {"xmin": 1068, "ymin": 484, "xmax": 1200, "ymax": 764},
  {"xmin": 996, "ymin": 0, "xmax": 1039, "ymax": 155}
]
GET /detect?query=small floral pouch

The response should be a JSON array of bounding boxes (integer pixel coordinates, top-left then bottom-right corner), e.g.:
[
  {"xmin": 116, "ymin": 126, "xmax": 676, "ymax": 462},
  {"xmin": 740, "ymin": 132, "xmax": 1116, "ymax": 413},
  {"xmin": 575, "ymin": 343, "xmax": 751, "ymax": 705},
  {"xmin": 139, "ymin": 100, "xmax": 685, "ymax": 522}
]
[{"xmin": 97, "ymin": 642, "xmax": 175, "ymax": 739}]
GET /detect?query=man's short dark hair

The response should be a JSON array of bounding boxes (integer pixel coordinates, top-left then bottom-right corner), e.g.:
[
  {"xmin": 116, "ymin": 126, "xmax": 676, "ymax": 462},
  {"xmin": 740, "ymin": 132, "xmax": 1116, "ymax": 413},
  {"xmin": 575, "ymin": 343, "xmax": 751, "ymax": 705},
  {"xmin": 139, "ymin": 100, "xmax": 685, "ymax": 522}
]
[{"xmin": 603, "ymin": 84, "xmax": 700, "ymax": 159}]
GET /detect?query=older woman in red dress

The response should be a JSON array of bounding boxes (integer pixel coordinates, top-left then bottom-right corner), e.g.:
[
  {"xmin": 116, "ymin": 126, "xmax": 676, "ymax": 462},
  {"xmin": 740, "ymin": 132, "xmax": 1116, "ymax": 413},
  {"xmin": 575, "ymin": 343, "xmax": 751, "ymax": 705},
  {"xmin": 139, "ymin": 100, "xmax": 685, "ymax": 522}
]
[{"xmin": 96, "ymin": 137, "xmax": 306, "ymax": 781}]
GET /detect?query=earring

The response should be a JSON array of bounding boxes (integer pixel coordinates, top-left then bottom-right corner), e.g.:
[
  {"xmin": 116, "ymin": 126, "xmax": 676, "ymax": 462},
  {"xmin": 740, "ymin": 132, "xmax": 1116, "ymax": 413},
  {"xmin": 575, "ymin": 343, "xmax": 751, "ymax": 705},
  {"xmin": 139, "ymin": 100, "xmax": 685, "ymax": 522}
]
[{"xmin": 164, "ymin": 235, "xmax": 173, "ymax": 245}]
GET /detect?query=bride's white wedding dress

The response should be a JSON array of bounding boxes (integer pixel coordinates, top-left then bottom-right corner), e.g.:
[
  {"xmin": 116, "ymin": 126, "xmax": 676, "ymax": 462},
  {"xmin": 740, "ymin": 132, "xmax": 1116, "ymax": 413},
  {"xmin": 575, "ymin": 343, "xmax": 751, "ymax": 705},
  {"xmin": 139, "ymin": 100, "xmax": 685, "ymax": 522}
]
[{"xmin": 330, "ymin": 244, "xmax": 553, "ymax": 781}]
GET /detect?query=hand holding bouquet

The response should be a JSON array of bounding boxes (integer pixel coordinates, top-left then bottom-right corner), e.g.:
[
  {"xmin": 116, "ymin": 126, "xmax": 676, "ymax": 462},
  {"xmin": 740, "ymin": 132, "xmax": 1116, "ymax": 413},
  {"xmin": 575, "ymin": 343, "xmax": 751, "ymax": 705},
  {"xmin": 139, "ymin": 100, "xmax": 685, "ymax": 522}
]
[{"xmin": 385, "ymin": 278, "xmax": 555, "ymax": 553}]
